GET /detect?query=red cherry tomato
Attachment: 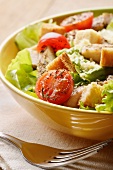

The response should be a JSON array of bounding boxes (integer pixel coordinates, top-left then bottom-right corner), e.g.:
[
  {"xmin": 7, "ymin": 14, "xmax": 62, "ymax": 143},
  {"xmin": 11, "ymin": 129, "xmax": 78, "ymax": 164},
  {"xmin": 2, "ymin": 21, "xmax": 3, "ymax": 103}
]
[
  {"xmin": 37, "ymin": 32, "xmax": 70, "ymax": 52},
  {"xmin": 35, "ymin": 69, "xmax": 74, "ymax": 104},
  {"xmin": 60, "ymin": 12, "xmax": 93, "ymax": 32}
]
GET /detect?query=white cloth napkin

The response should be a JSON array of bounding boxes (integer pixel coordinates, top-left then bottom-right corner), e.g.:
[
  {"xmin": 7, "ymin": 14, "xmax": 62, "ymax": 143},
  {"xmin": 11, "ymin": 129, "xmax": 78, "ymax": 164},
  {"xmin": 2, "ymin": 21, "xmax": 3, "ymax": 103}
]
[{"xmin": 0, "ymin": 80, "xmax": 113, "ymax": 170}]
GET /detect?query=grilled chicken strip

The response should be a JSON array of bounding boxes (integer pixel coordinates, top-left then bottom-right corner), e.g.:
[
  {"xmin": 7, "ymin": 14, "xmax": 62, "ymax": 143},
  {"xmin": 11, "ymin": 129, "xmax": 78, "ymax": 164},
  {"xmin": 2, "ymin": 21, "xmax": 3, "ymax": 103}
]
[
  {"xmin": 63, "ymin": 86, "xmax": 84, "ymax": 108},
  {"xmin": 28, "ymin": 46, "xmax": 55, "ymax": 76},
  {"xmin": 37, "ymin": 46, "xmax": 56, "ymax": 77},
  {"xmin": 92, "ymin": 13, "xmax": 113, "ymax": 31}
]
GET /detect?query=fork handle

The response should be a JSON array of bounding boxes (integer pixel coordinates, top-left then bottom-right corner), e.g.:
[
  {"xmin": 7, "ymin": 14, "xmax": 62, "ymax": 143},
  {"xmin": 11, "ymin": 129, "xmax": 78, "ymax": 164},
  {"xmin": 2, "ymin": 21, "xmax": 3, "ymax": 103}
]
[{"xmin": 0, "ymin": 132, "xmax": 22, "ymax": 149}]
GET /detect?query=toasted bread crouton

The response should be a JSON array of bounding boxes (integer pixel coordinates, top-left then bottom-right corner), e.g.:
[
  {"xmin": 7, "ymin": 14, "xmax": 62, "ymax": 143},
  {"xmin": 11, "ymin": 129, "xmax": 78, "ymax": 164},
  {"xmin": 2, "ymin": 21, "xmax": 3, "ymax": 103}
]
[
  {"xmin": 74, "ymin": 29, "xmax": 103, "ymax": 45},
  {"xmin": 81, "ymin": 44, "xmax": 102, "ymax": 63},
  {"xmin": 79, "ymin": 82, "xmax": 103, "ymax": 108},
  {"xmin": 100, "ymin": 48, "xmax": 113, "ymax": 67},
  {"xmin": 40, "ymin": 23, "xmax": 65, "ymax": 37},
  {"xmin": 81, "ymin": 44, "xmax": 113, "ymax": 63},
  {"xmin": 46, "ymin": 52, "xmax": 76, "ymax": 72}
]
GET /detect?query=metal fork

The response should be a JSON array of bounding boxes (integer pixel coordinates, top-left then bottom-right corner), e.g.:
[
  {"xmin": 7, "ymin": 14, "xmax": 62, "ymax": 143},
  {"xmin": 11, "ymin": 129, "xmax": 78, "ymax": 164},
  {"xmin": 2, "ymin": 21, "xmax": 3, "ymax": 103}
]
[{"xmin": 0, "ymin": 132, "xmax": 112, "ymax": 169}]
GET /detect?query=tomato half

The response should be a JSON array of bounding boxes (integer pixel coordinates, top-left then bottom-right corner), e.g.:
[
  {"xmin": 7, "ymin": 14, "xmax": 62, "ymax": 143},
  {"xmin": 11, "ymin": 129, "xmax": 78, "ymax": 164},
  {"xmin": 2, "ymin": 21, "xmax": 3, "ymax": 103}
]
[
  {"xmin": 37, "ymin": 32, "xmax": 70, "ymax": 53},
  {"xmin": 60, "ymin": 12, "xmax": 94, "ymax": 32},
  {"xmin": 35, "ymin": 69, "xmax": 74, "ymax": 104}
]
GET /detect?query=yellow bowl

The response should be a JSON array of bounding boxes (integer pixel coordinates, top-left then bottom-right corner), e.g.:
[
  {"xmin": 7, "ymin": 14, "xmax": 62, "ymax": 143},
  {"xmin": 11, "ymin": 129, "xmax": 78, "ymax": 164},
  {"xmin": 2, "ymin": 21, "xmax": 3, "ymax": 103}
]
[{"xmin": 1, "ymin": 7, "xmax": 113, "ymax": 141}]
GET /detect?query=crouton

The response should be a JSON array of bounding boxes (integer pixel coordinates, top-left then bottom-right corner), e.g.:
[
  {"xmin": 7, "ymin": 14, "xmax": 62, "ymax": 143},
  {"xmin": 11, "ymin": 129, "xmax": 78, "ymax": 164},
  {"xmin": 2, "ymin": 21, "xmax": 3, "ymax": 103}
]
[
  {"xmin": 46, "ymin": 52, "xmax": 76, "ymax": 72},
  {"xmin": 74, "ymin": 29, "xmax": 103, "ymax": 45},
  {"xmin": 100, "ymin": 47, "xmax": 113, "ymax": 67},
  {"xmin": 40, "ymin": 23, "xmax": 65, "ymax": 37},
  {"xmin": 79, "ymin": 82, "xmax": 103, "ymax": 108},
  {"xmin": 81, "ymin": 44, "xmax": 113, "ymax": 63},
  {"xmin": 81, "ymin": 44, "xmax": 102, "ymax": 63}
]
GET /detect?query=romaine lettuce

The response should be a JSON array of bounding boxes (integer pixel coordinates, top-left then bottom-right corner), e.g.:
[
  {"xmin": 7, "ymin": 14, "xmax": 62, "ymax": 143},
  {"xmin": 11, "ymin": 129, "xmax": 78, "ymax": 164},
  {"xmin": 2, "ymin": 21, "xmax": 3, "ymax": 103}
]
[
  {"xmin": 96, "ymin": 80, "xmax": 113, "ymax": 112},
  {"xmin": 15, "ymin": 22, "xmax": 43, "ymax": 50},
  {"xmin": 107, "ymin": 19, "xmax": 113, "ymax": 31},
  {"xmin": 5, "ymin": 49, "xmax": 38, "ymax": 96}
]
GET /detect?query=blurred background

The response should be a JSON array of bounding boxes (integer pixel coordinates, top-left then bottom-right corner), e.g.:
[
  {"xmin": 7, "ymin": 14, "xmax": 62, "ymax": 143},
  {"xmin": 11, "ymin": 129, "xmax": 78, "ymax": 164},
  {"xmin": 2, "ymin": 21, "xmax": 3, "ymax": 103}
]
[{"xmin": 0, "ymin": 0, "xmax": 113, "ymax": 43}]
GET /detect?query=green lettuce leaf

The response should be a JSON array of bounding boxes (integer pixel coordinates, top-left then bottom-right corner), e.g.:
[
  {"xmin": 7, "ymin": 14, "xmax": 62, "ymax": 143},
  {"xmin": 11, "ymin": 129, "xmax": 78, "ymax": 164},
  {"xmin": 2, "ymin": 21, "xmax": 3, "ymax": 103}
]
[
  {"xmin": 96, "ymin": 80, "xmax": 113, "ymax": 112},
  {"xmin": 79, "ymin": 101, "xmax": 94, "ymax": 110},
  {"xmin": 71, "ymin": 72, "xmax": 87, "ymax": 86},
  {"xmin": 5, "ymin": 49, "xmax": 38, "ymax": 96},
  {"xmin": 15, "ymin": 22, "xmax": 43, "ymax": 50},
  {"xmin": 107, "ymin": 19, "xmax": 113, "ymax": 31}
]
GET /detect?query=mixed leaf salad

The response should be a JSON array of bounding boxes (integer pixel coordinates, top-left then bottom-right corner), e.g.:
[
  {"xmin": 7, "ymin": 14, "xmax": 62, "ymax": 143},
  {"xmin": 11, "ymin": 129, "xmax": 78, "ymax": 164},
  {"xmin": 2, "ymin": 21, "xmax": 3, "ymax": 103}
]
[{"xmin": 5, "ymin": 11, "xmax": 113, "ymax": 112}]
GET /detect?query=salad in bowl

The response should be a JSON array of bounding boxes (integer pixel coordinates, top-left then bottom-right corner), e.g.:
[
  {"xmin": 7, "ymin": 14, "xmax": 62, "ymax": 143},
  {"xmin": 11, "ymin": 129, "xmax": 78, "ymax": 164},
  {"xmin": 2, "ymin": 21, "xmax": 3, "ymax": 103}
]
[
  {"xmin": 5, "ymin": 10, "xmax": 113, "ymax": 112},
  {"xmin": 1, "ymin": 8, "xmax": 113, "ymax": 140}
]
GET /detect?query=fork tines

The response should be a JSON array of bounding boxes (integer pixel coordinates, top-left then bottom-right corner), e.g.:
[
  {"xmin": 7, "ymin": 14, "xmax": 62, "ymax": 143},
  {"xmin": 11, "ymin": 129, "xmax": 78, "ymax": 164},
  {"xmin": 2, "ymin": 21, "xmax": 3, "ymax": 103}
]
[
  {"xmin": 39, "ymin": 138, "xmax": 113, "ymax": 169},
  {"xmin": 50, "ymin": 138, "xmax": 113, "ymax": 163}
]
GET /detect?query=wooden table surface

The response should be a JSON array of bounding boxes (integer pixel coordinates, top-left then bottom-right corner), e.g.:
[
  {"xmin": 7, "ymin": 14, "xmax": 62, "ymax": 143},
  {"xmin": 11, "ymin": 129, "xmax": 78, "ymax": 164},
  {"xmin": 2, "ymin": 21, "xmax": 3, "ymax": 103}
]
[{"xmin": 0, "ymin": 1, "xmax": 113, "ymax": 170}]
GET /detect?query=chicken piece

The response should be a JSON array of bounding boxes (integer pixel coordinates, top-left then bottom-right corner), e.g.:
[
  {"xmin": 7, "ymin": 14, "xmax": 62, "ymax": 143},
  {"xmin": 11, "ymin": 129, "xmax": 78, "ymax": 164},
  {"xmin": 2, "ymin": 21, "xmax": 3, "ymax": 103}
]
[
  {"xmin": 63, "ymin": 86, "xmax": 84, "ymax": 108},
  {"xmin": 99, "ymin": 29, "xmax": 113, "ymax": 44},
  {"xmin": 27, "ymin": 46, "xmax": 38, "ymax": 69},
  {"xmin": 79, "ymin": 82, "xmax": 103, "ymax": 108},
  {"xmin": 100, "ymin": 47, "xmax": 113, "ymax": 67},
  {"xmin": 81, "ymin": 44, "xmax": 113, "ymax": 63},
  {"xmin": 65, "ymin": 29, "xmax": 78, "ymax": 42},
  {"xmin": 107, "ymin": 75, "xmax": 113, "ymax": 81},
  {"xmin": 74, "ymin": 29, "xmax": 103, "ymax": 45},
  {"xmin": 40, "ymin": 23, "xmax": 65, "ymax": 37},
  {"xmin": 37, "ymin": 46, "xmax": 55, "ymax": 77},
  {"xmin": 46, "ymin": 52, "xmax": 76, "ymax": 72},
  {"xmin": 92, "ymin": 13, "xmax": 113, "ymax": 31}
]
